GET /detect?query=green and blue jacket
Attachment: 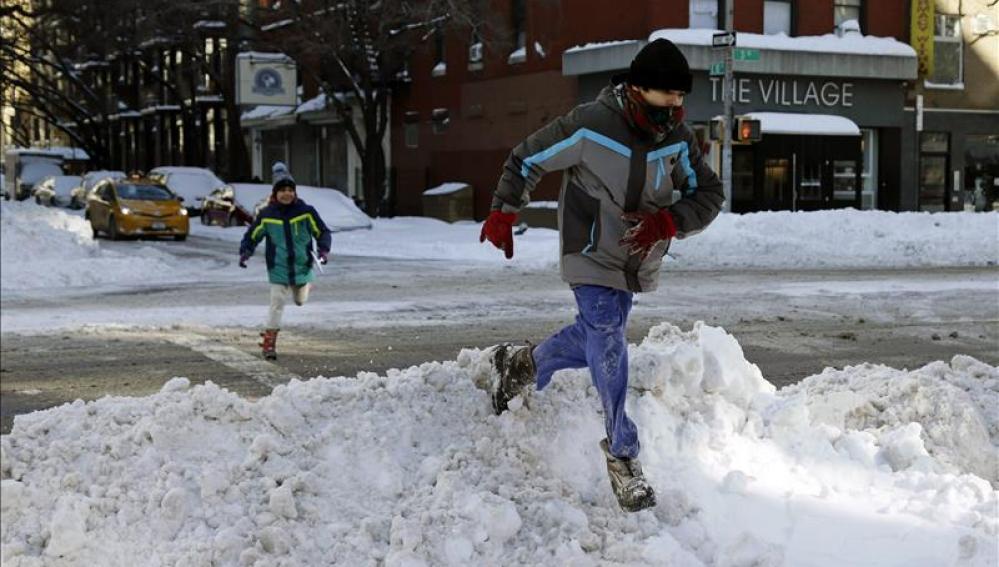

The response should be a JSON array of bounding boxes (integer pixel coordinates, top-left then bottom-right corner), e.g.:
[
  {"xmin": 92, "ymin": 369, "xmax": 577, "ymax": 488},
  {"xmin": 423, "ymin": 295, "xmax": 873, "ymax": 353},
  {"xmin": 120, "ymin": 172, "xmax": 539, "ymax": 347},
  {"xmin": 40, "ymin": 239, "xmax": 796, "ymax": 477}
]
[{"xmin": 240, "ymin": 199, "xmax": 332, "ymax": 286}]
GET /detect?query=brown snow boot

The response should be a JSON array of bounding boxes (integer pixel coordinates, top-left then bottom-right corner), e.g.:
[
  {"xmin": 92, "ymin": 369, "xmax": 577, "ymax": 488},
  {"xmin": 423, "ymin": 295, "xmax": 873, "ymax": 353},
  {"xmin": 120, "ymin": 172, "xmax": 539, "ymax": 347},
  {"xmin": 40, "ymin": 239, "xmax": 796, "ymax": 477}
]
[
  {"xmin": 490, "ymin": 343, "xmax": 536, "ymax": 415},
  {"xmin": 259, "ymin": 328, "xmax": 279, "ymax": 360},
  {"xmin": 600, "ymin": 438, "xmax": 656, "ymax": 512}
]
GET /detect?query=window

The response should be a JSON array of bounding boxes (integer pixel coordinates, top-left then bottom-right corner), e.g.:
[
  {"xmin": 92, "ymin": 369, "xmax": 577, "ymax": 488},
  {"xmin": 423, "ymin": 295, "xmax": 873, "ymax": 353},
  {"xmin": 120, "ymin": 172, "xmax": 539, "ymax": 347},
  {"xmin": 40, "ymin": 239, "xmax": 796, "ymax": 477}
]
[
  {"xmin": 834, "ymin": 0, "xmax": 862, "ymax": 31},
  {"xmin": 509, "ymin": 0, "xmax": 527, "ymax": 64},
  {"xmin": 432, "ymin": 30, "xmax": 446, "ymax": 77},
  {"xmin": 690, "ymin": 0, "xmax": 719, "ymax": 29},
  {"xmin": 859, "ymin": 128, "xmax": 878, "ymax": 209},
  {"xmin": 928, "ymin": 14, "xmax": 963, "ymax": 87},
  {"xmin": 404, "ymin": 111, "xmax": 419, "ymax": 149},
  {"xmin": 468, "ymin": 29, "xmax": 484, "ymax": 71},
  {"xmin": 764, "ymin": 0, "xmax": 792, "ymax": 35},
  {"xmin": 431, "ymin": 108, "xmax": 450, "ymax": 134},
  {"xmin": 919, "ymin": 132, "xmax": 949, "ymax": 211}
]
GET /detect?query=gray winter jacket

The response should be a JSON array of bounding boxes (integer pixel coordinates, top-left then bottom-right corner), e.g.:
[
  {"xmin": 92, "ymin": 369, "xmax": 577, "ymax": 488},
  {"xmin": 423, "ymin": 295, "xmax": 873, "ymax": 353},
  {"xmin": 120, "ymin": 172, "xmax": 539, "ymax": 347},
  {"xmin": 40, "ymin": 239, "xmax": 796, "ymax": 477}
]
[{"xmin": 492, "ymin": 83, "xmax": 724, "ymax": 292}]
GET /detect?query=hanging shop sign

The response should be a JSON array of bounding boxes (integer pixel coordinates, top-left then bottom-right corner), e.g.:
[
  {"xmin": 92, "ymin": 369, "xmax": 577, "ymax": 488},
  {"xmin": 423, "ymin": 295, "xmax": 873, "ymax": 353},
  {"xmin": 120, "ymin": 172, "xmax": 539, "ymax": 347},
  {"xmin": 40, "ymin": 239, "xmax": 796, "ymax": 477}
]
[{"xmin": 236, "ymin": 52, "xmax": 298, "ymax": 107}]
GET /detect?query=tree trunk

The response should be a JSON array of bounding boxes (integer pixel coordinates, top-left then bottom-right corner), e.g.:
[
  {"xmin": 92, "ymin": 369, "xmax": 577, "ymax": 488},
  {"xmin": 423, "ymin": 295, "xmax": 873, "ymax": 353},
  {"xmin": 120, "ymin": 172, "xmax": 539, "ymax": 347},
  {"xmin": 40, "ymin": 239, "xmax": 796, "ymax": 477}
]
[{"xmin": 361, "ymin": 140, "xmax": 386, "ymax": 217}]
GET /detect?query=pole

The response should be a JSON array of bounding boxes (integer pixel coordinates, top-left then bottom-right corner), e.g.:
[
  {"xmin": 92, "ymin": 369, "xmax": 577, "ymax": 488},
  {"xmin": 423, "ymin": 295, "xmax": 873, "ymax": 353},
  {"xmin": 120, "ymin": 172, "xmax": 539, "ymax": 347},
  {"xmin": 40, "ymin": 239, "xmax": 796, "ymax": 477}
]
[{"xmin": 721, "ymin": 1, "xmax": 734, "ymax": 212}]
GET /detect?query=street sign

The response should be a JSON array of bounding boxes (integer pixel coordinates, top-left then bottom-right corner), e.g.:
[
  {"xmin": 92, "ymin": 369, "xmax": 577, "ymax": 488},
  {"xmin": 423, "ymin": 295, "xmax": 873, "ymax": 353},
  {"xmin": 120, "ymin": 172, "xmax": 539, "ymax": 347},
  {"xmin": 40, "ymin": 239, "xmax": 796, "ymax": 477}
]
[
  {"xmin": 709, "ymin": 61, "xmax": 726, "ymax": 76},
  {"xmin": 712, "ymin": 31, "xmax": 737, "ymax": 48},
  {"xmin": 733, "ymin": 48, "xmax": 760, "ymax": 61}
]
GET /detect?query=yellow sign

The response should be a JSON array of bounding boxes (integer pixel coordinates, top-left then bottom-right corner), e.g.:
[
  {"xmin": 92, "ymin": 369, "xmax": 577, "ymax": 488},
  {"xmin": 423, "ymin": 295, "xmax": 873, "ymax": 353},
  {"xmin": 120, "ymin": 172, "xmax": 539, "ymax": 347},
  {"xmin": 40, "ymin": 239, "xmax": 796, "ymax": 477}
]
[{"xmin": 910, "ymin": 0, "xmax": 935, "ymax": 78}]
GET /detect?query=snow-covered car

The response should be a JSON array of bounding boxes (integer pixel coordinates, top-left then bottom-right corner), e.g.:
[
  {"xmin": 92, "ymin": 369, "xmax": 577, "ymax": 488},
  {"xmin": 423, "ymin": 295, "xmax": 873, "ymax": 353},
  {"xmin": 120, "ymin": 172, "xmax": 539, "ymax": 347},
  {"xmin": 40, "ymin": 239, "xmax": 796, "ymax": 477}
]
[
  {"xmin": 147, "ymin": 166, "xmax": 228, "ymax": 215},
  {"xmin": 70, "ymin": 170, "xmax": 126, "ymax": 209},
  {"xmin": 200, "ymin": 185, "xmax": 255, "ymax": 227},
  {"xmin": 230, "ymin": 183, "xmax": 372, "ymax": 232},
  {"xmin": 31, "ymin": 175, "xmax": 83, "ymax": 207},
  {"xmin": 4, "ymin": 149, "xmax": 64, "ymax": 201}
]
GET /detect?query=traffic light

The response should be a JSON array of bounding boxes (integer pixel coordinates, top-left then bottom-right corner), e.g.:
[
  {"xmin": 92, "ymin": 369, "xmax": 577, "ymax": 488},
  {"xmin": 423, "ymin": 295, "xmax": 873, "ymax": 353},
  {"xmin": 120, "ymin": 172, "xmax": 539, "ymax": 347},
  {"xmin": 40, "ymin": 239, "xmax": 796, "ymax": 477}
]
[{"xmin": 736, "ymin": 117, "xmax": 762, "ymax": 142}]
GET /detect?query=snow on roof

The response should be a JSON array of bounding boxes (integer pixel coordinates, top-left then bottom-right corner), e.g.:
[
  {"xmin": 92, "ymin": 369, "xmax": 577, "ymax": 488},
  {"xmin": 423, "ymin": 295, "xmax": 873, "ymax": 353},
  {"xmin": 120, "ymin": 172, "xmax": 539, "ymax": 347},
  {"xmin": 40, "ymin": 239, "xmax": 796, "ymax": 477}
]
[
  {"xmin": 241, "ymin": 105, "xmax": 294, "ymax": 121},
  {"xmin": 43, "ymin": 146, "xmax": 90, "ymax": 160},
  {"xmin": 193, "ymin": 20, "xmax": 226, "ymax": 30},
  {"xmin": 260, "ymin": 18, "xmax": 294, "ymax": 32},
  {"xmin": 743, "ymin": 112, "xmax": 861, "ymax": 136},
  {"xmin": 423, "ymin": 182, "xmax": 470, "ymax": 196},
  {"xmin": 296, "ymin": 93, "xmax": 328, "ymax": 114},
  {"xmin": 565, "ymin": 39, "xmax": 640, "ymax": 54},
  {"xmin": 650, "ymin": 28, "xmax": 916, "ymax": 57},
  {"xmin": 236, "ymin": 51, "xmax": 294, "ymax": 63}
]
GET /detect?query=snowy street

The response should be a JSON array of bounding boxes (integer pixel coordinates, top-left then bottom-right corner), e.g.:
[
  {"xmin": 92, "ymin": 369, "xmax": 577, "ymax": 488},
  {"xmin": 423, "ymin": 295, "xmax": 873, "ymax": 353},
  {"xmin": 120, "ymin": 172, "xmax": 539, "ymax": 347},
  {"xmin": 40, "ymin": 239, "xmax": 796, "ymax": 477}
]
[{"xmin": 2, "ymin": 231, "xmax": 997, "ymax": 434}]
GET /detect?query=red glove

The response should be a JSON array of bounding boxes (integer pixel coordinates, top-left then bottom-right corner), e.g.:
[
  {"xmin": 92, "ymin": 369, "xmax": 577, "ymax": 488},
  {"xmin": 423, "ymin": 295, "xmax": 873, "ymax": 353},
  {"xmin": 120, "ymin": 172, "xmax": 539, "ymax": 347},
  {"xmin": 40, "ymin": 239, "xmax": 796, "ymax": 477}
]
[
  {"xmin": 619, "ymin": 209, "xmax": 677, "ymax": 260},
  {"xmin": 479, "ymin": 210, "xmax": 517, "ymax": 259}
]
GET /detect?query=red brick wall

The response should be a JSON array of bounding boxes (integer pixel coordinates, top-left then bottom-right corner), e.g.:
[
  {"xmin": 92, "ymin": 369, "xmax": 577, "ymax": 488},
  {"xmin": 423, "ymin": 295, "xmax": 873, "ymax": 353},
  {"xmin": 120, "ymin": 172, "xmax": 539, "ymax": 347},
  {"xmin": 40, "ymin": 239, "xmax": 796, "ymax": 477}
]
[
  {"xmin": 796, "ymin": 0, "xmax": 835, "ymax": 35},
  {"xmin": 866, "ymin": 0, "xmax": 907, "ymax": 40},
  {"xmin": 735, "ymin": 0, "xmax": 764, "ymax": 33}
]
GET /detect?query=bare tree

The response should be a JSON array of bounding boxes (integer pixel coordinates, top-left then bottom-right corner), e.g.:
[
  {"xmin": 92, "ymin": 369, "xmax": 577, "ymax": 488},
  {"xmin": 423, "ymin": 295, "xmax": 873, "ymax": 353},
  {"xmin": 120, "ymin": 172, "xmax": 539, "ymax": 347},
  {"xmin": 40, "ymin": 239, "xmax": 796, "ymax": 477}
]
[{"xmin": 258, "ymin": 0, "xmax": 504, "ymax": 216}]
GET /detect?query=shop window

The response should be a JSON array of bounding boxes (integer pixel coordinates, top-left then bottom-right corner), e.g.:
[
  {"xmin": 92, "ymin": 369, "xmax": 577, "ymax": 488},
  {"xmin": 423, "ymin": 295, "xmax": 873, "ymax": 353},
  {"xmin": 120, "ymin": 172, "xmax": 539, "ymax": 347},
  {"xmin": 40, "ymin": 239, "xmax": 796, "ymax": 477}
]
[
  {"xmin": 689, "ymin": 0, "xmax": 719, "ymax": 29},
  {"xmin": 764, "ymin": 0, "xmax": 792, "ymax": 35},
  {"xmin": 764, "ymin": 158, "xmax": 791, "ymax": 206},
  {"xmin": 834, "ymin": 0, "xmax": 862, "ymax": 32},
  {"xmin": 732, "ymin": 149, "xmax": 754, "ymax": 202},
  {"xmin": 404, "ymin": 111, "xmax": 419, "ymax": 148},
  {"xmin": 927, "ymin": 14, "xmax": 963, "ymax": 87},
  {"xmin": 799, "ymin": 161, "xmax": 822, "ymax": 202},
  {"xmin": 919, "ymin": 132, "xmax": 949, "ymax": 211},
  {"xmin": 832, "ymin": 160, "xmax": 858, "ymax": 202},
  {"xmin": 963, "ymin": 134, "xmax": 999, "ymax": 212},
  {"xmin": 860, "ymin": 128, "xmax": 878, "ymax": 209}
]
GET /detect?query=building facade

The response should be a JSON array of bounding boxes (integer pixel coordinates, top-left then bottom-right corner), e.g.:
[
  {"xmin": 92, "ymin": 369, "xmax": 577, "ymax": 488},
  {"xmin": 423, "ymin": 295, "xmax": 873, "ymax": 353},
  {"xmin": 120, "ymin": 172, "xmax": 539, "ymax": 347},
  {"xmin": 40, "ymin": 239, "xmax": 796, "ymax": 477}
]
[{"xmin": 391, "ymin": 0, "xmax": 999, "ymax": 218}]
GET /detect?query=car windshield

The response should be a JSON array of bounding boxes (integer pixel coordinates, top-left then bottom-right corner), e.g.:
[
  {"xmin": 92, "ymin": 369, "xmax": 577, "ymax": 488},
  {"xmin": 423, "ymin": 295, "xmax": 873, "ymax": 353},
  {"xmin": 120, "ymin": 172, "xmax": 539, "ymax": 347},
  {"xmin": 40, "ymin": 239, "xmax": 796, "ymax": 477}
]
[{"xmin": 116, "ymin": 183, "xmax": 174, "ymax": 201}]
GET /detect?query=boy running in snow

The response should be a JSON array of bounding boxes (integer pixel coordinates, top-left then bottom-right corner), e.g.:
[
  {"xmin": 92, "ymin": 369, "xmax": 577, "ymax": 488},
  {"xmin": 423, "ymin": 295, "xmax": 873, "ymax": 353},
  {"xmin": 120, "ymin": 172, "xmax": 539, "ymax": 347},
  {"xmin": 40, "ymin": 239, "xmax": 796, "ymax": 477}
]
[
  {"xmin": 480, "ymin": 39, "xmax": 724, "ymax": 512},
  {"xmin": 240, "ymin": 163, "xmax": 332, "ymax": 359}
]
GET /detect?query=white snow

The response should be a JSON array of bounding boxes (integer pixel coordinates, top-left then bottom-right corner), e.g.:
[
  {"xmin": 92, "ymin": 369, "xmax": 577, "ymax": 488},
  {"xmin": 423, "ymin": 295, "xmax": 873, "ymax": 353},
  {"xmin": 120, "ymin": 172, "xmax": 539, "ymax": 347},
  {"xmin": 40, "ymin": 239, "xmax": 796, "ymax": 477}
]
[
  {"xmin": 565, "ymin": 40, "xmax": 641, "ymax": 54},
  {"xmin": 0, "ymin": 202, "xmax": 212, "ymax": 293},
  {"xmin": 241, "ymin": 105, "xmax": 294, "ymax": 121},
  {"xmin": 742, "ymin": 112, "xmax": 860, "ymax": 136},
  {"xmin": 227, "ymin": 183, "xmax": 372, "ymax": 232},
  {"xmin": 650, "ymin": 28, "xmax": 917, "ymax": 57},
  {"xmin": 1, "ymin": 323, "xmax": 995, "ymax": 565},
  {"xmin": 3, "ymin": 203, "xmax": 996, "ymax": 298},
  {"xmin": 422, "ymin": 182, "xmax": 469, "ymax": 196},
  {"xmin": 149, "ymin": 167, "xmax": 227, "ymax": 204}
]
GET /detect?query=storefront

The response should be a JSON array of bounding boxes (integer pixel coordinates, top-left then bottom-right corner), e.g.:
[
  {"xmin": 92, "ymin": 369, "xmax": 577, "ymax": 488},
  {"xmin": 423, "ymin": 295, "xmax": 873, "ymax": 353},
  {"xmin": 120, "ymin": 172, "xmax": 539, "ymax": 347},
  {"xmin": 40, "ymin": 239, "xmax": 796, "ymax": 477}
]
[{"xmin": 563, "ymin": 31, "xmax": 917, "ymax": 212}]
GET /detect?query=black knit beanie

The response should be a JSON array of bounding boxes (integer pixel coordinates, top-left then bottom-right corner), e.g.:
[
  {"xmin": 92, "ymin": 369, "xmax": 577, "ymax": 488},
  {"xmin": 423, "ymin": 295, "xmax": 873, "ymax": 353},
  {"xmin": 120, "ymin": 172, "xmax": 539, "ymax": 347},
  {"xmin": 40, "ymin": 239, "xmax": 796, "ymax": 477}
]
[{"xmin": 626, "ymin": 38, "xmax": 693, "ymax": 93}]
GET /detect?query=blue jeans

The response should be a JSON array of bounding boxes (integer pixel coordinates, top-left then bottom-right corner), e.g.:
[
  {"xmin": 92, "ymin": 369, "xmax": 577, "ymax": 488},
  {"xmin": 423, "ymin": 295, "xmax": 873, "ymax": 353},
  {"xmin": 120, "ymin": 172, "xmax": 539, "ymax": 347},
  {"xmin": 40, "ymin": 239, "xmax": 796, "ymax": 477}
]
[{"xmin": 533, "ymin": 285, "xmax": 638, "ymax": 459}]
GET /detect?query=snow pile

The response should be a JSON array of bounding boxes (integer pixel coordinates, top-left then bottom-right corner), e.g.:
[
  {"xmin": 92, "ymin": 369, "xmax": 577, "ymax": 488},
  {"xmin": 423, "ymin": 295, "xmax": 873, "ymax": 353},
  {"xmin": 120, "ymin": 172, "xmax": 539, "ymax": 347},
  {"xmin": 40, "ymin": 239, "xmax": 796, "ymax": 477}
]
[
  {"xmin": 669, "ymin": 210, "xmax": 999, "ymax": 270},
  {"xmin": 2, "ymin": 323, "xmax": 996, "ymax": 566},
  {"xmin": 0, "ymin": 202, "xmax": 208, "ymax": 293}
]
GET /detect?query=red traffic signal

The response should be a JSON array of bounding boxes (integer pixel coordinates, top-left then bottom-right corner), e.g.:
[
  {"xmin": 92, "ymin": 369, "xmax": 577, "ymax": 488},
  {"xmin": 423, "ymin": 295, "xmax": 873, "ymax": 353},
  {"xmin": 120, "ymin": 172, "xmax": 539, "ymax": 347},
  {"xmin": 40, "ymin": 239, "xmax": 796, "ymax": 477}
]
[{"xmin": 736, "ymin": 118, "xmax": 762, "ymax": 142}]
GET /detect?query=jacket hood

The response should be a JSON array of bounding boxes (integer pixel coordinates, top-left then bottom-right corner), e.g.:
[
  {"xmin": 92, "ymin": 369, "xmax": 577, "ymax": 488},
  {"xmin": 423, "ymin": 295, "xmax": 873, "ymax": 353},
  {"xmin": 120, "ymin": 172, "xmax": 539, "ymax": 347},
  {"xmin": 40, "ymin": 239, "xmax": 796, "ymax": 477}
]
[{"xmin": 596, "ymin": 82, "xmax": 628, "ymax": 118}]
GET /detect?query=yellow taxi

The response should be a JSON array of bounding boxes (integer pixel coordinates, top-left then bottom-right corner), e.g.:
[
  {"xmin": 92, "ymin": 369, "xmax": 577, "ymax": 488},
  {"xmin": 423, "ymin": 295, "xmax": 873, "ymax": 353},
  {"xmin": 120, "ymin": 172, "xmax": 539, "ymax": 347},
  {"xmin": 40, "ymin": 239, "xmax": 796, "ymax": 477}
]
[{"xmin": 85, "ymin": 174, "xmax": 189, "ymax": 240}]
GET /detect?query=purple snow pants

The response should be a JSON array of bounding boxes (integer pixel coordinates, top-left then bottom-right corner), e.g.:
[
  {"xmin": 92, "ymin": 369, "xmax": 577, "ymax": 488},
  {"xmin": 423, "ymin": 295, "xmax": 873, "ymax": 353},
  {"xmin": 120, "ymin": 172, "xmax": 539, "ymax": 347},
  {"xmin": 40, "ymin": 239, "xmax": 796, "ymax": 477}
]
[{"xmin": 532, "ymin": 284, "xmax": 639, "ymax": 459}]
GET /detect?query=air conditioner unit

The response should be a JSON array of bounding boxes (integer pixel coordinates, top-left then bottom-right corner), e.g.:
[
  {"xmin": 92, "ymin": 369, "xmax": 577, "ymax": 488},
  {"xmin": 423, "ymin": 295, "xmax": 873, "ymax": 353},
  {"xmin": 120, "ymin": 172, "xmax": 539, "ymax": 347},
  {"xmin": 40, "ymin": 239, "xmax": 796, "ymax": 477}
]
[{"xmin": 971, "ymin": 14, "xmax": 995, "ymax": 35}]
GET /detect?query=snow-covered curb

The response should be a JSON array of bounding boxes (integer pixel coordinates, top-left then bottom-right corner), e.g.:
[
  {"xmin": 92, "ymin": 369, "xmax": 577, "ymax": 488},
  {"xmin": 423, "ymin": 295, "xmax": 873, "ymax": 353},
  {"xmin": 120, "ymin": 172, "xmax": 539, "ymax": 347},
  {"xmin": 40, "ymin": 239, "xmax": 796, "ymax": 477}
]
[{"xmin": 2, "ymin": 323, "xmax": 996, "ymax": 565}]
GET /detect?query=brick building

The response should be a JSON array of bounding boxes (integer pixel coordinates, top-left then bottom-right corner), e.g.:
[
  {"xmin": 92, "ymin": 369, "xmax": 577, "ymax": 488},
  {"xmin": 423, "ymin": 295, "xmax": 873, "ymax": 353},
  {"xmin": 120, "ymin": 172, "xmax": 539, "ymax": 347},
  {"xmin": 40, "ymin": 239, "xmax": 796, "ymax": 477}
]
[{"xmin": 391, "ymin": 0, "xmax": 998, "ymax": 218}]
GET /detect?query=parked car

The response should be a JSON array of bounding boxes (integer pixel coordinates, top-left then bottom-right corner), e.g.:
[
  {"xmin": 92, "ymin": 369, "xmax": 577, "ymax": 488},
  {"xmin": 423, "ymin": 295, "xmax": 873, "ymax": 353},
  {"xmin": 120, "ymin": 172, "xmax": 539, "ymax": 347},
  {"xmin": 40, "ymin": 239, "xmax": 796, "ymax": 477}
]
[
  {"xmin": 85, "ymin": 174, "xmax": 189, "ymax": 241},
  {"xmin": 4, "ymin": 149, "xmax": 64, "ymax": 201},
  {"xmin": 31, "ymin": 175, "xmax": 83, "ymax": 207},
  {"xmin": 147, "ymin": 166, "xmax": 229, "ymax": 215},
  {"xmin": 200, "ymin": 185, "xmax": 255, "ymax": 226},
  {"xmin": 70, "ymin": 170, "xmax": 126, "ymax": 209}
]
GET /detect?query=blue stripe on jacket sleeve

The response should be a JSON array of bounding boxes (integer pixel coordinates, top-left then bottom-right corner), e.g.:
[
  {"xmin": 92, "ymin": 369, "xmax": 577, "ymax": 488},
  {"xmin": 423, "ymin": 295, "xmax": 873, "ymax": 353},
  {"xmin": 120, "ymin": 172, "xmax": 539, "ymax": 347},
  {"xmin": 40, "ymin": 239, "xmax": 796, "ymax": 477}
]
[
  {"xmin": 520, "ymin": 128, "xmax": 631, "ymax": 178},
  {"xmin": 647, "ymin": 142, "xmax": 697, "ymax": 192}
]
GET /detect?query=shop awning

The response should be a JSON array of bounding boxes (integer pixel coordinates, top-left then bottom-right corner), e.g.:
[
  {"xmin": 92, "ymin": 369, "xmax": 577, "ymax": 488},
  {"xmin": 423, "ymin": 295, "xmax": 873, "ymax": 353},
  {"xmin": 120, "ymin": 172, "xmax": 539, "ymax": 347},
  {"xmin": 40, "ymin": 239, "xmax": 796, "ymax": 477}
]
[{"xmin": 743, "ymin": 112, "xmax": 861, "ymax": 136}]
